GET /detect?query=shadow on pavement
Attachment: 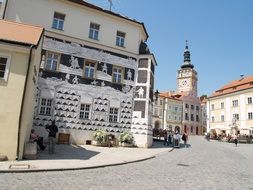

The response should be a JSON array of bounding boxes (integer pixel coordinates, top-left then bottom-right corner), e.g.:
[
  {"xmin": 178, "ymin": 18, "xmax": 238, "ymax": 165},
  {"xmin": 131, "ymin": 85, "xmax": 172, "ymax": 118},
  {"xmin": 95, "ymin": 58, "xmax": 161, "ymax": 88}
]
[{"xmin": 36, "ymin": 144, "xmax": 100, "ymax": 160}]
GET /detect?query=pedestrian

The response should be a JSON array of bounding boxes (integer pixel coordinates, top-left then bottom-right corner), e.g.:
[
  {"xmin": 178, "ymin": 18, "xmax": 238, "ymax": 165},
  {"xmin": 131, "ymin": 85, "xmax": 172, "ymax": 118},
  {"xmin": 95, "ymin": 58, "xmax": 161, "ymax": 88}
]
[
  {"xmin": 163, "ymin": 130, "xmax": 168, "ymax": 146},
  {"xmin": 168, "ymin": 131, "xmax": 172, "ymax": 146},
  {"xmin": 234, "ymin": 134, "xmax": 238, "ymax": 147},
  {"xmin": 46, "ymin": 120, "xmax": 58, "ymax": 154},
  {"xmin": 182, "ymin": 132, "xmax": 188, "ymax": 147},
  {"xmin": 30, "ymin": 129, "xmax": 46, "ymax": 150}
]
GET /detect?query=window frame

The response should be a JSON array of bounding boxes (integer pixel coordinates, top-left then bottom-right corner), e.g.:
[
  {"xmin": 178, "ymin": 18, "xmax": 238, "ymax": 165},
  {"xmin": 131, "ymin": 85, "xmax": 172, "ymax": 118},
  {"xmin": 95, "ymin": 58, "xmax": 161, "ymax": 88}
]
[
  {"xmin": 52, "ymin": 12, "xmax": 65, "ymax": 30},
  {"xmin": 232, "ymin": 100, "xmax": 239, "ymax": 107},
  {"xmin": 79, "ymin": 103, "xmax": 91, "ymax": 120},
  {"xmin": 221, "ymin": 115, "xmax": 225, "ymax": 122},
  {"xmin": 221, "ymin": 102, "xmax": 224, "ymax": 109},
  {"xmin": 44, "ymin": 51, "xmax": 60, "ymax": 72},
  {"xmin": 248, "ymin": 112, "xmax": 253, "ymax": 120},
  {"xmin": 0, "ymin": 53, "xmax": 11, "ymax": 81},
  {"xmin": 112, "ymin": 66, "xmax": 123, "ymax": 84},
  {"xmin": 248, "ymin": 97, "xmax": 252, "ymax": 104},
  {"xmin": 109, "ymin": 107, "xmax": 119, "ymax": 123},
  {"xmin": 89, "ymin": 22, "xmax": 100, "ymax": 40},
  {"xmin": 83, "ymin": 60, "xmax": 97, "ymax": 79},
  {"xmin": 116, "ymin": 31, "xmax": 126, "ymax": 47},
  {"xmin": 232, "ymin": 113, "xmax": 239, "ymax": 120},
  {"xmin": 39, "ymin": 98, "xmax": 53, "ymax": 116}
]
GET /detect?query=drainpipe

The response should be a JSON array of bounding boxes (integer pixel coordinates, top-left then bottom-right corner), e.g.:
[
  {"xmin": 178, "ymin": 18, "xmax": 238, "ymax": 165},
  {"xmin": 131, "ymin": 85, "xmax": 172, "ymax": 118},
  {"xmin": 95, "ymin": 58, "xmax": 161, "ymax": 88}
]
[
  {"xmin": 2, "ymin": 0, "xmax": 9, "ymax": 19},
  {"xmin": 16, "ymin": 45, "xmax": 35, "ymax": 160}
]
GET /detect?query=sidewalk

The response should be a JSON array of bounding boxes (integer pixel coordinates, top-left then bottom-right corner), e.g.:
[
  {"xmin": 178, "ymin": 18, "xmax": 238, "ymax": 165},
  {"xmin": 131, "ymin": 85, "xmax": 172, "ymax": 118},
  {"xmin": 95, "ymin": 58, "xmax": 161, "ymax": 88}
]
[{"xmin": 0, "ymin": 141, "xmax": 173, "ymax": 173}]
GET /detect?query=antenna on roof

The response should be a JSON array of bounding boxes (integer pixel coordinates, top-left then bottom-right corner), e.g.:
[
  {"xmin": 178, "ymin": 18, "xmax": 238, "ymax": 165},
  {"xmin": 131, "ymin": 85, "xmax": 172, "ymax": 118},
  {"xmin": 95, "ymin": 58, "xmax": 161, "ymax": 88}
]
[
  {"xmin": 107, "ymin": 0, "xmax": 113, "ymax": 11},
  {"xmin": 240, "ymin": 74, "xmax": 244, "ymax": 78}
]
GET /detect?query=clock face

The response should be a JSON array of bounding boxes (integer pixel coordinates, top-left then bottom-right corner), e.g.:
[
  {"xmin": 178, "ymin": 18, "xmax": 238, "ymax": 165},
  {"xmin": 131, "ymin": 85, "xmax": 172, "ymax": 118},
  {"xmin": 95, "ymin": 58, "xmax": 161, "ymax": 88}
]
[{"xmin": 180, "ymin": 79, "xmax": 189, "ymax": 87}]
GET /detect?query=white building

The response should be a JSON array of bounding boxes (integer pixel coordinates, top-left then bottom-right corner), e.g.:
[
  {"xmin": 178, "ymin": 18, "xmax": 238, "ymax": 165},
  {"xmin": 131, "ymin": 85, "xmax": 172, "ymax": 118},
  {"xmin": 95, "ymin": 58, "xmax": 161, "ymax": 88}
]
[
  {"xmin": 2, "ymin": 0, "xmax": 157, "ymax": 147},
  {"xmin": 207, "ymin": 76, "xmax": 253, "ymax": 136}
]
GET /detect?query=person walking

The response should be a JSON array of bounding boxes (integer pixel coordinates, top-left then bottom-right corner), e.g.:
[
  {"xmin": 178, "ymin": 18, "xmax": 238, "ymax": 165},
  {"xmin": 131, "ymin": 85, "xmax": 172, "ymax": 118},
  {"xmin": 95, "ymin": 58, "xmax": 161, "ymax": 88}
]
[
  {"xmin": 234, "ymin": 134, "xmax": 238, "ymax": 147},
  {"xmin": 46, "ymin": 120, "xmax": 58, "ymax": 154},
  {"xmin": 163, "ymin": 130, "xmax": 168, "ymax": 146},
  {"xmin": 182, "ymin": 132, "xmax": 188, "ymax": 147},
  {"xmin": 168, "ymin": 131, "xmax": 172, "ymax": 146}
]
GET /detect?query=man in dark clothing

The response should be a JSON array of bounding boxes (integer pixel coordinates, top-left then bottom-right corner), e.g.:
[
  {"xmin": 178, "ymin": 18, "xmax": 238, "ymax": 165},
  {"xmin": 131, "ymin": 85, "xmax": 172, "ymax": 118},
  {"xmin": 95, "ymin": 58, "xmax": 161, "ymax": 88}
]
[{"xmin": 46, "ymin": 120, "xmax": 58, "ymax": 154}]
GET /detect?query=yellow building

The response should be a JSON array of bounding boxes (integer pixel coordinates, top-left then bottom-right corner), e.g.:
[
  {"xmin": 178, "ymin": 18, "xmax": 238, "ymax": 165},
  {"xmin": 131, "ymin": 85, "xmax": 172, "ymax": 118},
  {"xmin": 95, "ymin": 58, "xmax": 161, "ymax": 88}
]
[
  {"xmin": 0, "ymin": 20, "xmax": 43, "ymax": 160},
  {"xmin": 207, "ymin": 76, "xmax": 253, "ymax": 136}
]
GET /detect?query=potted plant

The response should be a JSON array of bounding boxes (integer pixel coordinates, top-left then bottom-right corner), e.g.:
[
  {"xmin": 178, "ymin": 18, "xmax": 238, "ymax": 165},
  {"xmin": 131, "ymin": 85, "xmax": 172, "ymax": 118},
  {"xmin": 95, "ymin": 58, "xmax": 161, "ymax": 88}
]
[
  {"xmin": 119, "ymin": 131, "xmax": 134, "ymax": 147},
  {"xmin": 92, "ymin": 129, "xmax": 107, "ymax": 146}
]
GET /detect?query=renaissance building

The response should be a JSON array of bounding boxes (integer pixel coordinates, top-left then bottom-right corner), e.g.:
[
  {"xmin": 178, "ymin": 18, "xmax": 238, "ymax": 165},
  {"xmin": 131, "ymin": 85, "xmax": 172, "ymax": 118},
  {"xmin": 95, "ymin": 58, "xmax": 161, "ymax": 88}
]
[{"xmin": 2, "ymin": 0, "xmax": 157, "ymax": 149}]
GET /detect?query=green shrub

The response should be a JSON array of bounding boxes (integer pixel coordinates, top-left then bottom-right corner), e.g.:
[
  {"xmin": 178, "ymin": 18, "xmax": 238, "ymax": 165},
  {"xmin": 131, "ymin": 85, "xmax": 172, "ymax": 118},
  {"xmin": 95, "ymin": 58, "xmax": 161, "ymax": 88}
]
[
  {"xmin": 119, "ymin": 131, "xmax": 134, "ymax": 144},
  {"xmin": 92, "ymin": 129, "xmax": 107, "ymax": 143}
]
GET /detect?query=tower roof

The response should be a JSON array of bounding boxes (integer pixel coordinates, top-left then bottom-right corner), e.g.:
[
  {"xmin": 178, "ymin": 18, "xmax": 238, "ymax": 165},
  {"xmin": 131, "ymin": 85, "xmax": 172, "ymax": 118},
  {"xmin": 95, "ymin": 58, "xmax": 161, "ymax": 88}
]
[{"xmin": 181, "ymin": 40, "xmax": 194, "ymax": 69}]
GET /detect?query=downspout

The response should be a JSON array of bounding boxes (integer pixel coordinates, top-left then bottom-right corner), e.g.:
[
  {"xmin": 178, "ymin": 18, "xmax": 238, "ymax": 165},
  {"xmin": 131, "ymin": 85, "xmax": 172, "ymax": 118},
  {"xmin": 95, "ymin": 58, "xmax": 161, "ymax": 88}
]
[
  {"xmin": 2, "ymin": 0, "xmax": 9, "ymax": 19},
  {"xmin": 16, "ymin": 45, "xmax": 35, "ymax": 160}
]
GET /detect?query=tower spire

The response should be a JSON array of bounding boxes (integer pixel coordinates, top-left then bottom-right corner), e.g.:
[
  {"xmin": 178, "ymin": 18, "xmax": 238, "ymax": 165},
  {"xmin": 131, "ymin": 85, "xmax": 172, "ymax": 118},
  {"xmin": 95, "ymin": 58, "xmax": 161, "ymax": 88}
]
[{"xmin": 181, "ymin": 40, "xmax": 194, "ymax": 69}]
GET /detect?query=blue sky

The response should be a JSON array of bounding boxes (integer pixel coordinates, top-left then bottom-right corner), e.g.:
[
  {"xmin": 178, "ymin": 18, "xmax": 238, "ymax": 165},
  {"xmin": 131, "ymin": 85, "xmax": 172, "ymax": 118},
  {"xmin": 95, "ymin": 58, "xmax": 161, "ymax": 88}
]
[
  {"xmin": 87, "ymin": 0, "xmax": 253, "ymax": 96},
  {"xmin": 1, "ymin": 0, "xmax": 252, "ymax": 96}
]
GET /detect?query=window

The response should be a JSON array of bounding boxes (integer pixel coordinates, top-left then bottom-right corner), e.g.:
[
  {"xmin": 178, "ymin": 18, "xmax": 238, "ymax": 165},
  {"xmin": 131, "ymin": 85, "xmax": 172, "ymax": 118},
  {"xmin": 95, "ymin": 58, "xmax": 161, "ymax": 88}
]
[
  {"xmin": 175, "ymin": 107, "xmax": 178, "ymax": 111},
  {"xmin": 154, "ymin": 108, "xmax": 158, "ymax": 116},
  {"xmin": 52, "ymin": 12, "xmax": 65, "ymax": 30},
  {"xmin": 191, "ymin": 114, "xmax": 194, "ymax": 121},
  {"xmin": 89, "ymin": 23, "xmax": 100, "ymax": 40},
  {"xmin": 191, "ymin": 105, "xmax": 194, "ymax": 110},
  {"xmin": 0, "ymin": 55, "xmax": 11, "ymax": 81},
  {"xmin": 80, "ymin": 104, "xmax": 90, "ymax": 119},
  {"xmin": 160, "ymin": 100, "xmax": 163, "ymax": 106},
  {"xmin": 185, "ymin": 113, "xmax": 189, "ymax": 120},
  {"xmin": 84, "ymin": 61, "xmax": 96, "ymax": 78},
  {"xmin": 185, "ymin": 104, "xmax": 189, "ymax": 109},
  {"xmin": 248, "ymin": 97, "xmax": 252, "ymax": 104},
  {"xmin": 45, "ymin": 52, "xmax": 59, "ymax": 71},
  {"xmin": 233, "ymin": 114, "xmax": 239, "ymax": 120},
  {"xmin": 109, "ymin": 108, "xmax": 119, "ymax": 122},
  {"xmin": 39, "ymin": 98, "xmax": 52, "ymax": 115},
  {"xmin": 221, "ymin": 115, "xmax": 224, "ymax": 122},
  {"xmin": 191, "ymin": 126, "xmax": 193, "ymax": 133},
  {"xmin": 221, "ymin": 102, "xmax": 224, "ymax": 109},
  {"xmin": 196, "ymin": 115, "xmax": 199, "ymax": 122},
  {"xmin": 232, "ymin": 100, "xmax": 238, "ymax": 107},
  {"xmin": 112, "ymin": 67, "xmax": 123, "ymax": 83},
  {"xmin": 159, "ymin": 109, "xmax": 163, "ymax": 116},
  {"xmin": 116, "ymin": 31, "xmax": 125, "ymax": 47},
  {"xmin": 196, "ymin": 106, "xmax": 199, "ymax": 111},
  {"xmin": 174, "ymin": 116, "xmax": 177, "ymax": 120},
  {"xmin": 211, "ymin": 116, "xmax": 215, "ymax": 122},
  {"xmin": 248, "ymin": 112, "xmax": 253, "ymax": 120},
  {"xmin": 211, "ymin": 104, "xmax": 214, "ymax": 110}
]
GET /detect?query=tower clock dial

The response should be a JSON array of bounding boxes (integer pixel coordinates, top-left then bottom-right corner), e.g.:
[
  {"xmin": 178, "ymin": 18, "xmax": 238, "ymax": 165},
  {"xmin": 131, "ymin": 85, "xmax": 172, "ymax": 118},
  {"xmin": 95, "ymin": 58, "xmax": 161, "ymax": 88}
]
[{"xmin": 180, "ymin": 79, "xmax": 189, "ymax": 87}]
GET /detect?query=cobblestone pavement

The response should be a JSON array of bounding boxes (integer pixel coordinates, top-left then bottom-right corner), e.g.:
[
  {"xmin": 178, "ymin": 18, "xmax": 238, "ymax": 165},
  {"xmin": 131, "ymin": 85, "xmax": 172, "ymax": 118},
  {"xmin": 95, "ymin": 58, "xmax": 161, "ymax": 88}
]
[{"xmin": 1, "ymin": 136, "xmax": 253, "ymax": 190}]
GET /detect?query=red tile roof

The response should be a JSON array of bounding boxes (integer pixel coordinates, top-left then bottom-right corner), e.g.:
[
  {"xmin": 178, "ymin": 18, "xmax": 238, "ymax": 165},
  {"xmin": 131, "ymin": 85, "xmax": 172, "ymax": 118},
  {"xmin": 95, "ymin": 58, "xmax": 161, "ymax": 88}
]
[
  {"xmin": 159, "ymin": 91, "xmax": 182, "ymax": 100},
  {"xmin": 0, "ymin": 20, "xmax": 44, "ymax": 46},
  {"xmin": 210, "ymin": 76, "xmax": 253, "ymax": 98}
]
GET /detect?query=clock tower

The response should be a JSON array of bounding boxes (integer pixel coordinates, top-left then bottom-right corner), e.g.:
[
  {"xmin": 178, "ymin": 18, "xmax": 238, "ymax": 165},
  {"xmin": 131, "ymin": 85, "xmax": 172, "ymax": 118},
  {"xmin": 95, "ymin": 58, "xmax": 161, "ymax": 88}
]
[{"xmin": 177, "ymin": 41, "xmax": 198, "ymax": 96}]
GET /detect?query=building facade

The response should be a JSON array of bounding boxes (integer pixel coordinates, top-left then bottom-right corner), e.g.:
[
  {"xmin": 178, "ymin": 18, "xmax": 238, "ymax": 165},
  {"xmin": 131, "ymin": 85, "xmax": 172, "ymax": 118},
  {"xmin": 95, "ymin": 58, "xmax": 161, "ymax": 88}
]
[
  {"xmin": 3, "ymin": 0, "xmax": 156, "ymax": 147},
  {"xmin": 207, "ymin": 76, "xmax": 253, "ymax": 136},
  {"xmin": 0, "ymin": 20, "xmax": 43, "ymax": 160}
]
